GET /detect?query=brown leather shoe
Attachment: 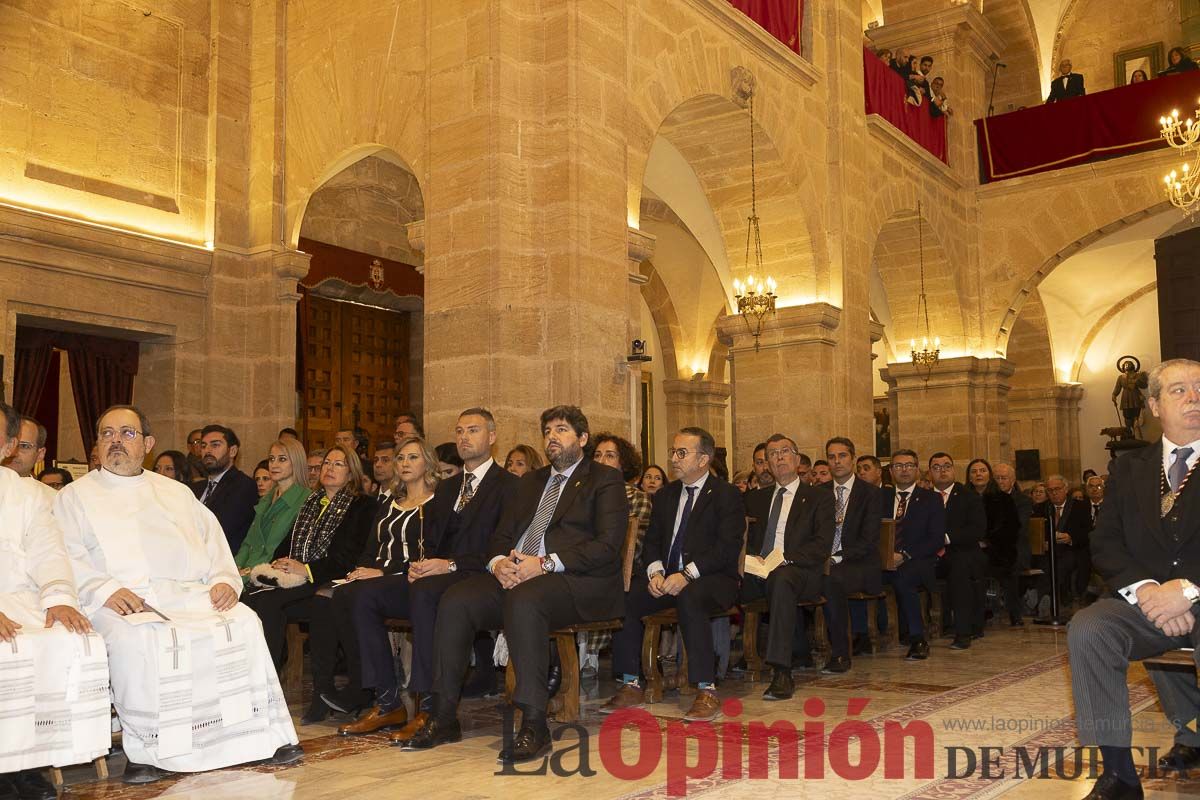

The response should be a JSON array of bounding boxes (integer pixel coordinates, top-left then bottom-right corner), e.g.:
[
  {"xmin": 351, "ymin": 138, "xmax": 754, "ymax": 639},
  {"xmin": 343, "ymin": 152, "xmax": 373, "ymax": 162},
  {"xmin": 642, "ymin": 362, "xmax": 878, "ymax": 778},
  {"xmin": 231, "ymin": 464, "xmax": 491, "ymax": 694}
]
[
  {"xmin": 683, "ymin": 690, "xmax": 722, "ymax": 722},
  {"xmin": 599, "ymin": 682, "xmax": 646, "ymax": 714},
  {"xmin": 388, "ymin": 711, "xmax": 429, "ymax": 744},
  {"xmin": 337, "ymin": 705, "xmax": 408, "ymax": 736}
]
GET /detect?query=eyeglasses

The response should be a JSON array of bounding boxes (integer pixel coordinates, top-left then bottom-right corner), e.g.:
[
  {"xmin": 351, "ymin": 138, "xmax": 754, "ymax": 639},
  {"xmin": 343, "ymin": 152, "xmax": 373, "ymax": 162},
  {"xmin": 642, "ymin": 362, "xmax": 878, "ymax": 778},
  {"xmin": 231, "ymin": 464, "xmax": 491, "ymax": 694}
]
[
  {"xmin": 929, "ymin": 463, "xmax": 954, "ymax": 472},
  {"xmin": 99, "ymin": 427, "xmax": 144, "ymax": 442},
  {"xmin": 668, "ymin": 448, "xmax": 693, "ymax": 459},
  {"xmin": 188, "ymin": 439, "xmax": 202, "ymax": 445},
  {"xmin": 765, "ymin": 448, "xmax": 796, "ymax": 459},
  {"xmin": 16, "ymin": 442, "xmax": 36, "ymax": 452},
  {"xmin": 891, "ymin": 462, "xmax": 917, "ymax": 470}
]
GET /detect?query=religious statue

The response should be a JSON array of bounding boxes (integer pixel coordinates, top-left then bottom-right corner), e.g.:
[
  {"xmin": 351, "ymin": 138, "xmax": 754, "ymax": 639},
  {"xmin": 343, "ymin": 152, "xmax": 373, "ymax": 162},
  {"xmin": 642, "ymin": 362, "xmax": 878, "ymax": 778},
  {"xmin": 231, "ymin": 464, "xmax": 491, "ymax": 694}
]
[{"xmin": 1111, "ymin": 355, "xmax": 1148, "ymax": 438}]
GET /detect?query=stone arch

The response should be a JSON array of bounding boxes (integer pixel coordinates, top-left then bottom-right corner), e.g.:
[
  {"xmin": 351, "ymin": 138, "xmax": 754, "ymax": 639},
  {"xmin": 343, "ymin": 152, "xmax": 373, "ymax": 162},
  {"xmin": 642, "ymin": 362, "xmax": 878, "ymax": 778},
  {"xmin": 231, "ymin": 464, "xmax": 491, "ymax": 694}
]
[
  {"xmin": 288, "ymin": 144, "xmax": 424, "ymax": 250},
  {"xmin": 1068, "ymin": 282, "xmax": 1156, "ymax": 382},
  {"xmin": 638, "ymin": 259, "xmax": 684, "ymax": 380},
  {"xmin": 982, "ymin": 0, "xmax": 1044, "ymax": 108},
  {"xmin": 1005, "ymin": 290, "xmax": 1056, "ymax": 389},
  {"xmin": 624, "ymin": 11, "xmax": 829, "ymax": 300},
  {"xmin": 991, "ymin": 201, "xmax": 1173, "ymax": 355}
]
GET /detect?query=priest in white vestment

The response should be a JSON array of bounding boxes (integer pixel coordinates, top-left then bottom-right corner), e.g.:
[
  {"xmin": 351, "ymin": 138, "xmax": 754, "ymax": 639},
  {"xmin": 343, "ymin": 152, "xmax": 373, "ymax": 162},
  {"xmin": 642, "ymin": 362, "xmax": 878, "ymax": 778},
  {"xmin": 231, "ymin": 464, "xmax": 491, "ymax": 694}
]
[
  {"xmin": 55, "ymin": 406, "xmax": 301, "ymax": 784},
  {"xmin": 0, "ymin": 403, "xmax": 110, "ymax": 800}
]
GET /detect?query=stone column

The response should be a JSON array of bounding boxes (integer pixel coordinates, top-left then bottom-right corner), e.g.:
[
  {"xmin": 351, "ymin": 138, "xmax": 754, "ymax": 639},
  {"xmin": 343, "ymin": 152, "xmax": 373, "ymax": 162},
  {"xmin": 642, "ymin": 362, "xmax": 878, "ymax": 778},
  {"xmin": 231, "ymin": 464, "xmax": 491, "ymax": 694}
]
[
  {"xmin": 420, "ymin": 0, "xmax": 631, "ymax": 451},
  {"xmin": 717, "ymin": 303, "xmax": 841, "ymax": 465},
  {"xmin": 662, "ymin": 378, "xmax": 733, "ymax": 450},
  {"xmin": 627, "ymin": 227, "xmax": 656, "ymax": 445},
  {"xmin": 1007, "ymin": 384, "xmax": 1084, "ymax": 481},
  {"xmin": 879, "ymin": 356, "xmax": 1014, "ymax": 465}
]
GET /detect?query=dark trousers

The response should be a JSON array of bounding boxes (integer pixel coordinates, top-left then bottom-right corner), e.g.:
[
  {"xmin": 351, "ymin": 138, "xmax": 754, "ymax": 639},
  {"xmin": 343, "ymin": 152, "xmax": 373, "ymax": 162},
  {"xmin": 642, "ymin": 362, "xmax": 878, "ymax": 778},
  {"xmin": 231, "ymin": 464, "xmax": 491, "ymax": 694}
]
[
  {"xmin": 821, "ymin": 573, "xmax": 851, "ymax": 659},
  {"xmin": 309, "ymin": 582, "xmax": 367, "ymax": 693},
  {"xmin": 983, "ymin": 562, "xmax": 1023, "ymax": 623},
  {"xmin": 939, "ymin": 548, "xmax": 986, "ymax": 638},
  {"xmin": 1069, "ymin": 597, "xmax": 1200, "ymax": 748},
  {"xmin": 739, "ymin": 572, "xmax": 811, "ymax": 665},
  {"xmin": 351, "ymin": 574, "xmax": 411, "ymax": 693},
  {"xmin": 740, "ymin": 564, "xmax": 822, "ymax": 669},
  {"xmin": 611, "ymin": 574, "xmax": 738, "ymax": 685},
  {"xmin": 407, "ymin": 572, "xmax": 474, "ymax": 693},
  {"xmin": 1074, "ymin": 549, "xmax": 1094, "ymax": 598},
  {"xmin": 1035, "ymin": 546, "xmax": 1077, "ymax": 604},
  {"xmin": 432, "ymin": 572, "xmax": 585, "ymax": 715},
  {"xmin": 891, "ymin": 556, "xmax": 938, "ymax": 638},
  {"xmin": 243, "ymin": 582, "xmax": 317, "ymax": 669},
  {"xmin": 849, "ymin": 597, "xmax": 889, "ymax": 636}
]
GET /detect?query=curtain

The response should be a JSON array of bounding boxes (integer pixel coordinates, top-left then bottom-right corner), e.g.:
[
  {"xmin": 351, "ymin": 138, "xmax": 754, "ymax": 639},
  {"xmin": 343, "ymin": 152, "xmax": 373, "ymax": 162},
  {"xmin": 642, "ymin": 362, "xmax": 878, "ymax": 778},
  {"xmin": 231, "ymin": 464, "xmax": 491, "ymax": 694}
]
[
  {"xmin": 64, "ymin": 335, "xmax": 139, "ymax": 455},
  {"xmin": 729, "ymin": 0, "xmax": 802, "ymax": 54},
  {"xmin": 863, "ymin": 48, "xmax": 948, "ymax": 163},
  {"xmin": 12, "ymin": 327, "xmax": 56, "ymax": 415}
]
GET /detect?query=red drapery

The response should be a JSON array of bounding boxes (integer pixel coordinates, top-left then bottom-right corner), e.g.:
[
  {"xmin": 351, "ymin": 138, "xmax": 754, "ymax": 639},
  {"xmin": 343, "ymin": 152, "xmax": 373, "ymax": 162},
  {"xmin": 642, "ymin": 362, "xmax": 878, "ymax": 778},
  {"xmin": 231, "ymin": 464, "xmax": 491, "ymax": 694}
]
[
  {"xmin": 863, "ymin": 48, "xmax": 948, "ymax": 164},
  {"xmin": 728, "ymin": 0, "xmax": 802, "ymax": 54},
  {"xmin": 974, "ymin": 70, "xmax": 1200, "ymax": 183},
  {"xmin": 11, "ymin": 327, "xmax": 139, "ymax": 455}
]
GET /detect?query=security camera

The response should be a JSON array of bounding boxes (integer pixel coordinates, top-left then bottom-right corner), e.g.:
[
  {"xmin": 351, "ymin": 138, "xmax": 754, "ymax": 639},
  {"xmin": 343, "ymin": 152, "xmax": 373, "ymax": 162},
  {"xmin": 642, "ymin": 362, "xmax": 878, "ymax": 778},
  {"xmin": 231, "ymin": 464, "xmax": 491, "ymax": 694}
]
[{"xmin": 627, "ymin": 339, "xmax": 652, "ymax": 363}]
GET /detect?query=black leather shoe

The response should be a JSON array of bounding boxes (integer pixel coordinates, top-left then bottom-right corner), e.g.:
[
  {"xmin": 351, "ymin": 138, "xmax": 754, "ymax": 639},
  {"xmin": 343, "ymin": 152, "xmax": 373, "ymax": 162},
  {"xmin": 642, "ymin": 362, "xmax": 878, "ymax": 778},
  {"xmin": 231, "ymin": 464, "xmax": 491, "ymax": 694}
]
[
  {"xmin": 905, "ymin": 638, "xmax": 930, "ymax": 660},
  {"xmin": 320, "ymin": 687, "xmax": 373, "ymax": 715},
  {"xmin": 401, "ymin": 716, "xmax": 462, "ymax": 751},
  {"xmin": 122, "ymin": 763, "xmax": 166, "ymax": 785},
  {"xmin": 1157, "ymin": 742, "xmax": 1200, "ymax": 773},
  {"xmin": 301, "ymin": 698, "xmax": 331, "ymax": 725},
  {"xmin": 547, "ymin": 664, "xmax": 563, "ymax": 697},
  {"xmin": 498, "ymin": 723, "xmax": 552, "ymax": 764},
  {"xmin": 950, "ymin": 636, "xmax": 971, "ymax": 651},
  {"xmin": 822, "ymin": 656, "xmax": 851, "ymax": 674},
  {"xmin": 11, "ymin": 770, "xmax": 55, "ymax": 800},
  {"xmin": 851, "ymin": 634, "xmax": 872, "ymax": 656},
  {"xmin": 1009, "ymin": 614, "xmax": 1023, "ymax": 627},
  {"xmin": 266, "ymin": 744, "xmax": 305, "ymax": 766},
  {"xmin": 792, "ymin": 654, "xmax": 815, "ymax": 670},
  {"xmin": 762, "ymin": 669, "xmax": 794, "ymax": 701},
  {"xmin": 1082, "ymin": 772, "xmax": 1144, "ymax": 799}
]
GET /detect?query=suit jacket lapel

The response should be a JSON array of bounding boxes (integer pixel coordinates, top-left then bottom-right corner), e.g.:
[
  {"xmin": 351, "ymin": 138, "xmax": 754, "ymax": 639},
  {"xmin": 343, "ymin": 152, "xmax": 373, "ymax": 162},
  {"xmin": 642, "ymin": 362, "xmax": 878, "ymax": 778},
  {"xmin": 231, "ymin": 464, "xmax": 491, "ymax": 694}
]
[
  {"xmin": 548, "ymin": 459, "xmax": 589, "ymax": 529},
  {"xmin": 458, "ymin": 463, "xmax": 498, "ymax": 528},
  {"xmin": 686, "ymin": 480, "xmax": 716, "ymax": 523},
  {"xmin": 1135, "ymin": 442, "xmax": 1164, "ymax": 539}
]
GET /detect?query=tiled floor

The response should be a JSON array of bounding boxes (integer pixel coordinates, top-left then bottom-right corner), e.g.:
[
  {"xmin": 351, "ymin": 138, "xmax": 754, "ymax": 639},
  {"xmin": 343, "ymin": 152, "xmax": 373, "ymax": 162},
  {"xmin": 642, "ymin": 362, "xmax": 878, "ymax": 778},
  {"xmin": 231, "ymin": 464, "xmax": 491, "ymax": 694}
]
[{"xmin": 55, "ymin": 623, "xmax": 1200, "ymax": 799}]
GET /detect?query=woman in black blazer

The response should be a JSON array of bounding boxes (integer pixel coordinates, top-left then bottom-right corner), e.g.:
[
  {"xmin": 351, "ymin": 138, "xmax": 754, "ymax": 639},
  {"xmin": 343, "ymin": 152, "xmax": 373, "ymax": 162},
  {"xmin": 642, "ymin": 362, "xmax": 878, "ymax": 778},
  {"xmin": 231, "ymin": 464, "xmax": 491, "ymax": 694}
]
[{"xmin": 967, "ymin": 458, "xmax": 1022, "ymax": 627}]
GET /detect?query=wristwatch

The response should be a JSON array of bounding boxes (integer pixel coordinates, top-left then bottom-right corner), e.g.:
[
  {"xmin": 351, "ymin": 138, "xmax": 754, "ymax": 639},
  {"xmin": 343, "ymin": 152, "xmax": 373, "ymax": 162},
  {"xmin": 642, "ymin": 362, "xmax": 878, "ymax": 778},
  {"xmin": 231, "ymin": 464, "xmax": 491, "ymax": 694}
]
[
  {"xmin": 541, "ymin": 556, "xmax": 556, "ymax": 574},
  {"xmin": 447, "ymin": 559, "xmax": 457, "ymax": 573},
  {"xmin": 1183, "ymin": 579, "xmax": 1200, "ymax": 604}
]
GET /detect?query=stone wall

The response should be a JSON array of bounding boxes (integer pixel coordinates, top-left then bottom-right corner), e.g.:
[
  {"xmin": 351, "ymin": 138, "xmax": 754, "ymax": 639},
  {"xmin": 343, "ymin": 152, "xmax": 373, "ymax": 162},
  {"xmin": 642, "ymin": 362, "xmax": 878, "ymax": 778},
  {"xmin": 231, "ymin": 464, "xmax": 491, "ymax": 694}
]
[{"xmin": 1056, "ymin": 0, "xmax": 1183, "ymax": 92}]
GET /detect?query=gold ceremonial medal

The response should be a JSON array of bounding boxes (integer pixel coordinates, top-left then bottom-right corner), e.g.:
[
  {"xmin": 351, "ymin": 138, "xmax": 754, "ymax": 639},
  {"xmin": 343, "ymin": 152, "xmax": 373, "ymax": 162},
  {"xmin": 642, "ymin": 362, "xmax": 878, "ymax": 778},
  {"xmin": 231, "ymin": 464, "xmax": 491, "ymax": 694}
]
[{"xmin": 1162, "ymin": 492, "xmax": 1177, "ymax": 517}]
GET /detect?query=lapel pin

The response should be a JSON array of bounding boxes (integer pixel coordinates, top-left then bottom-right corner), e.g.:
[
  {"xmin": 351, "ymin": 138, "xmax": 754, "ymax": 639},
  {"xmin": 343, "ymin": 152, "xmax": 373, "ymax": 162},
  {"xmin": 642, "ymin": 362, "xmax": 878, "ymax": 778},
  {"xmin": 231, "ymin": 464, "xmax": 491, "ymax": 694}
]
[{"xmin": 574, "ymin": 481, "xmax": 582, "ymax": 488}]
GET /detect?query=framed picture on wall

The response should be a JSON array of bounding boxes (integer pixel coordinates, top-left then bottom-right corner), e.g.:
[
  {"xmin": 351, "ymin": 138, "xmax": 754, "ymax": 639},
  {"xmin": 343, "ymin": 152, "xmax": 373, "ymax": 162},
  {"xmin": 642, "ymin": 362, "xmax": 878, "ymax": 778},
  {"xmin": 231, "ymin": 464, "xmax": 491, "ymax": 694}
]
[{"xmin": 1113, "ymin": 42, "xmax": 1163, "ymax": 86}]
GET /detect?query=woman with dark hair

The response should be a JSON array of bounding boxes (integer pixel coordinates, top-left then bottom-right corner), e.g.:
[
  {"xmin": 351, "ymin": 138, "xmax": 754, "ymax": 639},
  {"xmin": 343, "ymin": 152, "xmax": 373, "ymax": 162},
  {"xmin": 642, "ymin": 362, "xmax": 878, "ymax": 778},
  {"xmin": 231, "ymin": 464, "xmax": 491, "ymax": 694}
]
[
  {"xmin": 967, "ymin": 458, "xmax": 1022, "ymax": 627},
  {"xmin": 639, "ymin": 464, "xmax": 667, "ymax": 496},
  {"xmin": 435, "ymin": 442, "xmax": 463, "ymax": 480},
  {"xmin": 253, "ymin": 459, "xmax": 274, "ymax": 498},
  {"xmin": 153, "ymin": 450, "xmax": 193, "ymax": 484},
  {"xmin": 503, "ymin": 444, "xmax": 544, "ymax": 477},
  {"xmin": 1160, "ymin": 46, "xmax": 1199, "ymax": 76},
  {"xmin": 1130, "ymin": 69, "xmax": 1148, "ymax": 84},
  {"xmin": 242, "ymin": 445, "xmax": 376, "ymax": 713}
]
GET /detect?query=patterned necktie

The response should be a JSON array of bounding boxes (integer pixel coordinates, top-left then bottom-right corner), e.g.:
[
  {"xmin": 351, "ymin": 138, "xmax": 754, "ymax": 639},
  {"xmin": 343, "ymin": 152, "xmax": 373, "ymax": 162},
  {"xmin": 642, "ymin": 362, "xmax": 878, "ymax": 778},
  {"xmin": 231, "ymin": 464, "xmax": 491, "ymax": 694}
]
[
  {"xmin": 760, "ymin": 486, "xmax": 787, "ymax": 557},
  {"xmin": 1091, "ymin": 503, "xmax": 1099, "ymax": 523},
  {"xmin": 1053, "ymin": 505, "xmax": 1062, "ymax": 530},
  {"xmin": 896, "ymin": 490, "xmax": 910, "ymax": 521},
  {"xmin": 517, "ymin": 474, "xmax": 566, "ymax": 555},
  {"xmin": 456, "ymin": 472, "xmax": 476, "ymax": 512},
  {"xmin": 667, "ymin": 486, "xmax": 697, "ymax": 572},
  {"xmin": 833, "ymin": 484, "xmax": 846, "ymax": 553},
  {"xmin": 1170, "ymin": 447, "xmax": 1194, "ymax": 492},
  {"xmin": 203, "ymin": 480, "xmax": 217, "ymax": 505}
]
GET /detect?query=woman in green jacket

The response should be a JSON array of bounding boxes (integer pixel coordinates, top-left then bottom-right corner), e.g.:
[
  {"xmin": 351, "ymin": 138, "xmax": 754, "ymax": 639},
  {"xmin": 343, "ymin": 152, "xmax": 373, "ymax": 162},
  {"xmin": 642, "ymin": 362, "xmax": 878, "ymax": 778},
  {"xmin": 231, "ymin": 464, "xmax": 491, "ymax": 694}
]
[{"xmin": 235, "ymin": 436, "xmax": 311, "ymax": 580}]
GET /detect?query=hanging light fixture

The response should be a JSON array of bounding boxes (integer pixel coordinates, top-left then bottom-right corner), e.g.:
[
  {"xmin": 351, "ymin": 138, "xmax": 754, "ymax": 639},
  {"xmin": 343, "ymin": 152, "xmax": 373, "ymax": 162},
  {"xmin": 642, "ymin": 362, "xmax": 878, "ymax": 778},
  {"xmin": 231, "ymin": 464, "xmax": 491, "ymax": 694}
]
[
  {"xmin": 909, "ymin": 201, "xmax": 940, "ymax": 380},
  {"xmin": 1160, "ymin": 104, "xmax": 1200, "ymax": 213},
  {"xmin": 732, "ymin": 87, "xmax": 777, "ymax": 352}
]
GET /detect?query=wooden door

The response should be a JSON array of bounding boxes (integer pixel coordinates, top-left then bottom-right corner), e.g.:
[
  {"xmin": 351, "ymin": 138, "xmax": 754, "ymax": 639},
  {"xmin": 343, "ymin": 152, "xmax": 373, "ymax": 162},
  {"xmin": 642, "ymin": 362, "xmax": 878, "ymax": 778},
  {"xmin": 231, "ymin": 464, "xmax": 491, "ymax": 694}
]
[
  {"xmin": 302, "ymin": 296, "xmax": 409, "ymax": 453},
  {"xmin": 1156, "ymin": 225, "xmax": 1200, "ymax": 362}
]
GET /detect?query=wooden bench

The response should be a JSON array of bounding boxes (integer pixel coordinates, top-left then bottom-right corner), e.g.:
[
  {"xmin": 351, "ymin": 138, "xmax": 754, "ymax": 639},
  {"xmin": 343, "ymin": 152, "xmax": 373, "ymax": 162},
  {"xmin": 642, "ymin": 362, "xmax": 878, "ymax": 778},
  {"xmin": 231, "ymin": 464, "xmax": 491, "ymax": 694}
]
[
  {"xmin": 847, "ymin": 519, "xmax": 898, "ymax": 654},
  {"xmin": 1022, "ymin": 517, "xmax": 1046, "ymax": 578},
  {"xmin": 283, "ymin": 622, "xmax": 308, "ymax": 696},
  {"xmin": 504, "ymin": 516, "xmax": 640, "ymax": 721},
  {"xmin": 741, "ymin": 545, "xmax": 831, "ymax": 683}
]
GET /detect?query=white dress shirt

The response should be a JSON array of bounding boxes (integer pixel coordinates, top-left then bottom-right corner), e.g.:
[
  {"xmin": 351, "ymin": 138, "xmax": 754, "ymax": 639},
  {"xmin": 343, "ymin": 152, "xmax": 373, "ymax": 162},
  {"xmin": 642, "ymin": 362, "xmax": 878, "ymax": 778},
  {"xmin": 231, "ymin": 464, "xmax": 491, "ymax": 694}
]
[{"xmin": 766, "ymin": 476, "xmax": 803, "ymax": 554}]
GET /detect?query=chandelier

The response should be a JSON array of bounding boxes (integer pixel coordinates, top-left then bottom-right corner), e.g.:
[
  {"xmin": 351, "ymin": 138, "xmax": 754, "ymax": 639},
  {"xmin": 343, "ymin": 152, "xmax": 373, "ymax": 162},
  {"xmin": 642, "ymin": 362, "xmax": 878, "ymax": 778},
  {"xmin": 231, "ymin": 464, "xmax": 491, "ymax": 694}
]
[
  {"xmin": 1161, "ymin": 105, "xmax": 1200, "ymax": 212},
  {"xmin": 910, "ymin": 202, "xmax": 940, "ymax": 380},
  {"xmin": 733, "ymin": 88, "xmax": 777, "ymax": 352}
]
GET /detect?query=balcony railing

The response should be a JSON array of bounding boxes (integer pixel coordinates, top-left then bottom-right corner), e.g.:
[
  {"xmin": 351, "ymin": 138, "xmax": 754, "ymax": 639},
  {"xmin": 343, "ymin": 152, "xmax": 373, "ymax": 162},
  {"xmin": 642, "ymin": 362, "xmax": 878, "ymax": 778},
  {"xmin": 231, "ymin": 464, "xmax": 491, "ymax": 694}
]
[{"xmin": 863, "ymin": 48, "xmax": 948, "ymax": 164}]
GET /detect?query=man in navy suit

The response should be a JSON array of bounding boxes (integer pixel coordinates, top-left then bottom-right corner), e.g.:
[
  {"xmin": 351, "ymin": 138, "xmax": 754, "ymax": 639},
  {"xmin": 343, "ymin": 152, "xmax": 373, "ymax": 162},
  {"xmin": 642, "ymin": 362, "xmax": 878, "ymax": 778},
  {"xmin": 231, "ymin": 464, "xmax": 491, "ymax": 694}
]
[
  {"xmin": 1046, "ymin": 58, "xmax": 1086, "ymax": 102},
  {"xmin": 930, "ymin": 453, "xmax": 987, "ymax": 650},
  {"xmin": 821, "ymin": 437, "xmax": 883, "ymax": 673},
  {"xmin": 602, "ymin": 427, "xmax": 744, "ymax": 722},
  {"xmin": 192, "ymin": 424, "xmax": 258, "ymax": 553},
  {"xmin": 880, "ymin": 449, "xmax": 946, "ymax": 660}
]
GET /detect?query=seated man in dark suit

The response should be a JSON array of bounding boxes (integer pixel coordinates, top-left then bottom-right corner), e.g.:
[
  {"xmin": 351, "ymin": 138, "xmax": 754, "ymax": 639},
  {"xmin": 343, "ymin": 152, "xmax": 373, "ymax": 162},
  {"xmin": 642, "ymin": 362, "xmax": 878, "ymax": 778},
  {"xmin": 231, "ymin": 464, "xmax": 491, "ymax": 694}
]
[
  {"xmin": 994, "ymin": 461, "xmax": 1033, "ymax": 622},
  {"xmin": 881, "ymin": 449, "xmax": 946, "ymax": 660},
  {"xmin": 738, "ymin": 433, "xmax": 834, "ymax": 700},
  {"xmin": 338, "ymin": 408, "xmax": 516, "ymax": 741},
  {"xmin": 1069, "ymin": 358, "xmax": 1200, "ymax": 800},
  {"xmin": 405, "ymin": 405, "xmax": 628, "ymax": 763},
  {"xmin": 929, "ymin": 453, "xmax": 987, "ymax": 650},
  {"xmin": 601, "ymin": 427, "xmax": 744, "ymax": 721},
  {"xmin": 193, "ymin": 424, "xmax": 258, "ymax": 552},
  {"xmin": 1045, "ymin": 58, "xmax": 1085, "ymax": 102},
  {"xmin": 821, "ymin": 437, "xmax": 883, "ymax": 673},
  {"xmin": 1032, "ymin": 474, "xmax": 1091, "ymax": 612}
]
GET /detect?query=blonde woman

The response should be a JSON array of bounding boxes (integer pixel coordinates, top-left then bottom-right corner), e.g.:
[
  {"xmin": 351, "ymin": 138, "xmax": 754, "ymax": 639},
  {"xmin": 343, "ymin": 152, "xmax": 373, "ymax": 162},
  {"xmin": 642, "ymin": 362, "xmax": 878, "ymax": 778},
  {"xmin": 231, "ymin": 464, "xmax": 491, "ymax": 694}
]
[{"xmin": 234, "ymin": 438, "xmax": 311, "ymax": 581}]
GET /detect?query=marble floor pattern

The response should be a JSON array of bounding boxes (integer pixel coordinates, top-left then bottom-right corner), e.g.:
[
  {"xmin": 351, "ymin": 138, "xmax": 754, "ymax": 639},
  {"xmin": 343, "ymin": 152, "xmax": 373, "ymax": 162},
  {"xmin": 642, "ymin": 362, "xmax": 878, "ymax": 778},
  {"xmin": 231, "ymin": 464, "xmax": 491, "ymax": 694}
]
[{"xmin": 53, "ymin": 623, "xmax": 1200, "ymax": 799}]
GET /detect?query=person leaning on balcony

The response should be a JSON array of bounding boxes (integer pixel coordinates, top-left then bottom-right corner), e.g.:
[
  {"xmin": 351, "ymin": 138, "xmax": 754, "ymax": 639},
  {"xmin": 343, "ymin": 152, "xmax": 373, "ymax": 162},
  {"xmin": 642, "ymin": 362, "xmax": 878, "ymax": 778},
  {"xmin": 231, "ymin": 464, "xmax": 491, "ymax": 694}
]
[
  {"xmin": 1160, "ymin": 46, "xmax": 1199, "ymax": 77},
  {"xmin": 1046, "ymin": 59, "xmax": 1086, "ymax": 103}
]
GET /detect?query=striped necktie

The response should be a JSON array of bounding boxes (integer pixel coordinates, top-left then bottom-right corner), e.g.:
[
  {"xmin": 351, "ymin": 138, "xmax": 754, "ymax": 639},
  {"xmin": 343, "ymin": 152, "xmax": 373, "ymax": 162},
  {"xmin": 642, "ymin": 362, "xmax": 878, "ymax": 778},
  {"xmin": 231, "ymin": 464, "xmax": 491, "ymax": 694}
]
[{"xmin": 517, "ymin": 474, "xmax": 567, "ymax": 555}]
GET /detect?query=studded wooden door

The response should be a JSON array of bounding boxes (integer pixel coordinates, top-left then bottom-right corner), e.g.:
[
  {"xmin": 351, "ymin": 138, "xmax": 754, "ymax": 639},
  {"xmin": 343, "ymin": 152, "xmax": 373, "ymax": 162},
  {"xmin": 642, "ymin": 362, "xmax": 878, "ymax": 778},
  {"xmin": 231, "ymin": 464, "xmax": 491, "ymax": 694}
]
[{"xmin": 302, "ymin": 295, "xmax": 409, "ymax": 453}]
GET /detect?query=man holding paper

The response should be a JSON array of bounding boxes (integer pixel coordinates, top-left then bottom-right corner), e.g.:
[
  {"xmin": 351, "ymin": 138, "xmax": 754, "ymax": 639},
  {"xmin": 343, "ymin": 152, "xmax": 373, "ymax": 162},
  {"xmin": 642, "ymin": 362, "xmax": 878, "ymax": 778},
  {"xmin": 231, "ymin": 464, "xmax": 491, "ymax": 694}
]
[
  {"xmin": 0, "ymin": 401, "xmax": 110, "ymax": 800},
  {"xmin": 739, "ymin": 433, "xmax": 835, "ymax": 701},
  {"xmin": 54, "ymin": 405, "xmax": 301, "ymax": 784}
]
